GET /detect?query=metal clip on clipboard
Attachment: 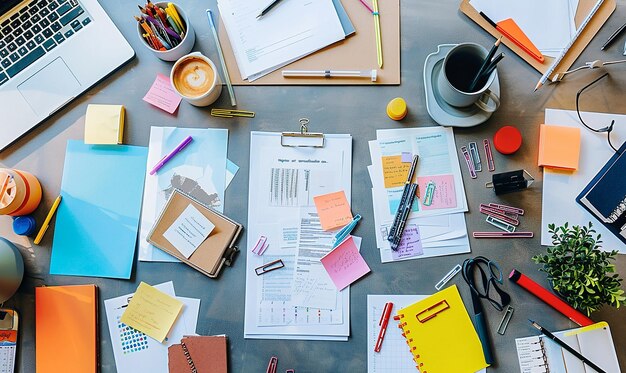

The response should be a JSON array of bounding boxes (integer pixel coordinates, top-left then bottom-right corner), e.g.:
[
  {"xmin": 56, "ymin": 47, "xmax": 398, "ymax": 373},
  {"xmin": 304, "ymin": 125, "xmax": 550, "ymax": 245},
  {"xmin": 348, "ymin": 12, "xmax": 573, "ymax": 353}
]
[{"xmin": 281, "ymin": 118, "xmax": 325, "ymax": 148}]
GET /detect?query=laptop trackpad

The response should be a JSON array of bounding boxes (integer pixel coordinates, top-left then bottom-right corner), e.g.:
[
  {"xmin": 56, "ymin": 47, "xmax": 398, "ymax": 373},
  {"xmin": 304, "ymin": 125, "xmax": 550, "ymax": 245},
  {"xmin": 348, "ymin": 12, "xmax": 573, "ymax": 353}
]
[{"xmin": 18, "ymin": 58, "xmax": 81, "ymax": 116}]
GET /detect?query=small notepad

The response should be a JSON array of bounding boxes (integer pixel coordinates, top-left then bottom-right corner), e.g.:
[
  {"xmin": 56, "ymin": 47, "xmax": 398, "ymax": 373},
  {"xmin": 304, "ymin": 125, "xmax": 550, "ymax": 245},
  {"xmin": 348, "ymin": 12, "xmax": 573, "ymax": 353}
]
[
  {"xmin": 84, "ymin": 104, "xmax": 125, "ymax": 144},
  {"xmin": 538, "ymin": 124, "xmax": 581, "ymax": 170}
]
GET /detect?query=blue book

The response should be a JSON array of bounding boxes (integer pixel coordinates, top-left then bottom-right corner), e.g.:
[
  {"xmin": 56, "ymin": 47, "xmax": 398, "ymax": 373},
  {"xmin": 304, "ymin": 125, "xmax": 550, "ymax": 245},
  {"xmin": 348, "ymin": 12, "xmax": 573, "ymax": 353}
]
[
  {"xmin": 576, "ymin": 141, "xmax": 626, "ymax": 244},
  {"xmin": 50, "ymin": 141, "xmax": 148, "ymax": 279}
]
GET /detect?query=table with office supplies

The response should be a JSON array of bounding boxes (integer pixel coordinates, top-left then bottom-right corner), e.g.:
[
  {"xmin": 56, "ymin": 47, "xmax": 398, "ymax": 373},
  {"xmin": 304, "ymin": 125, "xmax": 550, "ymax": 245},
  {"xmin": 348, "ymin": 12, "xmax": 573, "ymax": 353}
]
[{"xmin": 1, "ymin": 0, "xmax": 626, "ymax": 372}]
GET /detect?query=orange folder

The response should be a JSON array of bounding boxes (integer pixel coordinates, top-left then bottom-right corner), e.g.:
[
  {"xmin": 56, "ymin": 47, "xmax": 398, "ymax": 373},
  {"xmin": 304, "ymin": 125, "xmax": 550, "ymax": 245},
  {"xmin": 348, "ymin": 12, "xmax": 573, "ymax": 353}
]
[{"xmin": 36, "ymin": 284, "xmax": 98, "ymax": 373}]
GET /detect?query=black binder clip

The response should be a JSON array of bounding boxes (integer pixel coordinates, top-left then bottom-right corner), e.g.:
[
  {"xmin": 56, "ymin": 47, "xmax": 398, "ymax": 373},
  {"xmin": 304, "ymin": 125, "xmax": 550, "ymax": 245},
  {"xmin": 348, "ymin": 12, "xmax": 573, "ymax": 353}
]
[{"xmin": 486, "ymin": 170, "xmax": 534, "ymax": 195}]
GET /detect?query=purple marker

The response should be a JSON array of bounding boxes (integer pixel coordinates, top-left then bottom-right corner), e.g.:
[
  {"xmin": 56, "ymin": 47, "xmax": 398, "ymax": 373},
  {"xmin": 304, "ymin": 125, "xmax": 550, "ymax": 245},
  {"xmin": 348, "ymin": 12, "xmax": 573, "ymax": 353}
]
[{"xmin": 149, "ymin": 136, "xmax": 193, "ymax": 175}]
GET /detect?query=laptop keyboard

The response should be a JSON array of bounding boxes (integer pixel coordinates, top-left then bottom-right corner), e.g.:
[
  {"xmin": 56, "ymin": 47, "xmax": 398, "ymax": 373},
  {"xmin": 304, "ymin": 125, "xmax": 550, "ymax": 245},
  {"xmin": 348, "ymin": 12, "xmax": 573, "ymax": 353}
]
[{"xmin": 0, "ymin": 0, "xmax": 91, "ymax": 86}]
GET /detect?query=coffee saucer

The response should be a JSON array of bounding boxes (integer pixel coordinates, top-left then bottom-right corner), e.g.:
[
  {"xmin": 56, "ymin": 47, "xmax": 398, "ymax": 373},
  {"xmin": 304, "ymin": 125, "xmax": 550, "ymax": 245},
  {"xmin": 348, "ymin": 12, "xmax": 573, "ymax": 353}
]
[{"xmin": 423, "ymin": 44, "xmax": 500, "ymax": 127}]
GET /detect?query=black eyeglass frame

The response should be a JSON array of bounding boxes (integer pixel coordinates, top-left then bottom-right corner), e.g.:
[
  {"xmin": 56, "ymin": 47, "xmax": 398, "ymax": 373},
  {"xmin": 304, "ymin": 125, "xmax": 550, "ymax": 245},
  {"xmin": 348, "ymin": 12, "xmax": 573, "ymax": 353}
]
[
  {"xmin": 575, "ymin": 72, "xmax": 622, "ymax": 154},
  {"xmin": 461, "ymin": 256, "xmax": 511, "ymax": 312}
]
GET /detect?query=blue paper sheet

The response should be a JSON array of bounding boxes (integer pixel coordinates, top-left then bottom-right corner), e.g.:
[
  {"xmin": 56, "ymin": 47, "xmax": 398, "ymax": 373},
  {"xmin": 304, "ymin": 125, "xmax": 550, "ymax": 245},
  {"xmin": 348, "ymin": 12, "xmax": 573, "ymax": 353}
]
[{"xmin": 50, "ymin": 141, "xmax": 148, "ymax": 279}]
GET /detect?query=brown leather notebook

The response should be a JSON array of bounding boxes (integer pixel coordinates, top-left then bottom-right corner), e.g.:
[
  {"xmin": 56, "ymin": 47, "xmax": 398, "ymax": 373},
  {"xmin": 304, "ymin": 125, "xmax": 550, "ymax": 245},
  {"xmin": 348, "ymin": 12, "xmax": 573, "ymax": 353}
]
[
  {"xmin": 147, "ymin": 189, "xmax": 242, "ymax": 278},
  {"xmin": 168, "ymin": 336, "xmax": 228, "ymax": 373}
]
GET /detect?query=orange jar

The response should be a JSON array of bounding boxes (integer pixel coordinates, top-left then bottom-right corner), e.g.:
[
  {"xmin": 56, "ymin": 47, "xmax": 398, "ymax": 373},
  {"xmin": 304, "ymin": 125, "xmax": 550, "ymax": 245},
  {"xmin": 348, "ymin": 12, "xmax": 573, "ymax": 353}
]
[{"xmin": 0, "ymin": 168, "xmax": 42, "ymax": 216}]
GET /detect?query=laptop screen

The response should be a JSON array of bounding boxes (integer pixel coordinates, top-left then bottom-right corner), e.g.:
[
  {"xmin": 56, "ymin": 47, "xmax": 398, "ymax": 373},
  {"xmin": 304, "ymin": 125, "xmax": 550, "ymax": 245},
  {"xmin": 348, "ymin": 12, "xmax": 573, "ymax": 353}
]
[{"xmin": 0, "ymin": 0, "xmax": 24, "ymax": 17}]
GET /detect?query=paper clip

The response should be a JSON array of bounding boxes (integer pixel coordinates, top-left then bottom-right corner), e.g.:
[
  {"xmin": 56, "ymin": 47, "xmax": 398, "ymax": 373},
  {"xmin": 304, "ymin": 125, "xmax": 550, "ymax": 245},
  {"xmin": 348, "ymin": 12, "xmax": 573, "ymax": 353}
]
[
  {"xmin": 255, "ymin": 259, "xmax": 284, "ymax": 275},
  {"xmin": 252, "ymin": 235, "xmax": 269, "ymax": 255},
  {"xmin": 416, "ymin": 300, "xmax": 450, "ymax": 323},
  {"xmin": 210, "ymin": 108, "xmax": 255, "ymax": 118},
  {"xmin": 286, "ymin": 370, "xmax": 295, "ymax": 373},
  {"xmin": 266, "ymin": 356, "xmax": 278, "ymax": 373},
  {"xmin": 479, "ymin": 204, "xmax": 518, "ymax": 219},
  {"xmin": 479, "ymin": 205, "xmax": 519, "ymax": 226},
  {"xmin": 497, "ymin": 305, "xmax": 514, "ymax": 335},
  {"xmin": 469, "ymin": 142, "xmax": 482, "ymax": 172},
  {"xmin": 460, "ymin": 146, "xmax": 477, "ymax": 179},
  {"xmin": 488, "ymin": 203, "xmax": 524, "ymax": 215},
  {"xmin": 486, "ymin": 215, "xmax": 516, "ymax": 233},
  {"xmin": 333, "ymin": 214, "xmax": 362, "ymax": 248},
  {"xmin": 423, "ymin": 181, "xmax": 436, "ymax": 206},
  {"xmin": 483, "ymin": 139, "xmax": 495, "ymax": 171},
  {"xmin": 473, "ymin": 232, "xmax": 534, "ymax": 238},
  {"xmin": 435, "ymin": 264, "xmax": 461, "ymax": 290}
]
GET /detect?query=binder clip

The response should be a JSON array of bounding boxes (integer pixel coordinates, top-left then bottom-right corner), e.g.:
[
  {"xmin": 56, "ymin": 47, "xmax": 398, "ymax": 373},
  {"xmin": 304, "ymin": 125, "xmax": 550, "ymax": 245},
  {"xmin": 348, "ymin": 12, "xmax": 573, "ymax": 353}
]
[
  {"xmin": 281, "ymin": 118, "xmax": 325, "ymax": 148},
  {"xmin": 486, "ymin": 169, "xmax": 534, "ymax": 195}
]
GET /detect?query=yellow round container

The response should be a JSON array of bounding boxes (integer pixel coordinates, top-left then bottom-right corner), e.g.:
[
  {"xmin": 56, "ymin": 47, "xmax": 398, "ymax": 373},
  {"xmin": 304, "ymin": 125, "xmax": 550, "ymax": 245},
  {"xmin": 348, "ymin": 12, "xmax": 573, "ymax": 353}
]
[
  {"xmin": 0, "ymin": 168, "xmax": 42, "ymax": 216},
  {"xmin": 387, "ymin": 97, "xmax": 408, "ymax": 121}
]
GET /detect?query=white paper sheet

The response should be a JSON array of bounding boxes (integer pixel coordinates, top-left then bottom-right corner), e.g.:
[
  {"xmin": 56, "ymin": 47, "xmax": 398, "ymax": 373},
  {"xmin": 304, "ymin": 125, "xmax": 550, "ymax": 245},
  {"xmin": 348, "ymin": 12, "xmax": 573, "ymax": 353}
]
[
  {"xmin": 163, "ymin": 204, "xmax": 214, "ymax": 258},
  {"xmin": 244, "ymin": 132, "xmax": 353, "ymax": 340},
  {"xmin": 104, "ymin": 282, "xmax": 200, "ymax": 373},
  {"xmin": 541, "ymin": 109, "xmax": 626, "ymax": 253},
  {"xmin": 469, "ymin": 0, "xmax": 578, "ymax": 58},
  {"xmin": 218, "ymin": 0, "xmax": 345, "ymax": 81}
]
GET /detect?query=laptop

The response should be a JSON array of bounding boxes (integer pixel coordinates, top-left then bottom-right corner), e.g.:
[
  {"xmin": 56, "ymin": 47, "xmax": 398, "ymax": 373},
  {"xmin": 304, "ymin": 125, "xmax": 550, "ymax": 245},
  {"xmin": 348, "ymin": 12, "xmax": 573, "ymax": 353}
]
[{"xmin": 0, "ymin": 0, "xmax": 134, "ymax": 150}]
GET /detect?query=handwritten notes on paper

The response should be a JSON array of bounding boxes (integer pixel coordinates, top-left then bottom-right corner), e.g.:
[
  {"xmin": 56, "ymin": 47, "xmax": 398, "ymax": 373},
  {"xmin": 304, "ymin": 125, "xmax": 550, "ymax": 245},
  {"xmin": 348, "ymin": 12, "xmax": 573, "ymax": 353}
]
[
  {"xmin": 120, "ymin": 282, "xmax": 184, "ymax": 343},
  {"xmin": 163, "ymin": 204, "xmax": 215, "ymax": 258},
  {"xmin": 391, "ymin": 225, "xmax": 423, "ymax": 260},
  {"xmin": 417, "ymin": 175, "xmax": 457, "ymax": 210},
  {"xmin": 382, "ymin": 155, "xmax": 411, "ymax": 188},
  {"xmin": 143, "ymin": 74, "xmax": 182, "ymax": 114},
  {"xmin": 321, "ymin": 236, "xmax": 370, "ymax": 290},
  {"xmin": 314, "ymin": 191, "xmax": 353, "ymax": 231}
]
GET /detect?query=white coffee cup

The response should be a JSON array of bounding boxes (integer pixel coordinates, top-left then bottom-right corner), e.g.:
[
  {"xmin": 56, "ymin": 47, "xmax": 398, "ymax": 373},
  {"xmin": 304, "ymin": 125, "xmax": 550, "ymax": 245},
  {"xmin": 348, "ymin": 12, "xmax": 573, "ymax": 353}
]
[
  {"xmin": 137, "ymin": 2, "xmax": 195, "ymax": 62},
  {"xmin": 170, "ymin": 52, "xmax": 223, "ymax": 107},
  {"xmin": 437, "ymin": 43, "xmax": 500, "ymax": 113}
]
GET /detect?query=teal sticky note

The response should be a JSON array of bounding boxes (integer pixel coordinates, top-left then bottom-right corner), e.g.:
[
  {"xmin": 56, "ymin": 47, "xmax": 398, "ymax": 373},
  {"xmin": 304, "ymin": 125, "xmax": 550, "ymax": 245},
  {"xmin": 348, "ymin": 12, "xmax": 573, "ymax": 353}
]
[{"xmin": 50, "ymin": 141, "xmax": 148, "ymax": 279}]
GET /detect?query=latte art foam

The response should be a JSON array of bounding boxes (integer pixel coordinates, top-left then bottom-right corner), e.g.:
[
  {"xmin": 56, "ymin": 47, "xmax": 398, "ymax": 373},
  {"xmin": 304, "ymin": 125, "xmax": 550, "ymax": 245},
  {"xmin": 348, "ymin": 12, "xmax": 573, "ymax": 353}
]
[{"xmin": 172, "ymin": 57, "xmax": 215, "ymax": 98}]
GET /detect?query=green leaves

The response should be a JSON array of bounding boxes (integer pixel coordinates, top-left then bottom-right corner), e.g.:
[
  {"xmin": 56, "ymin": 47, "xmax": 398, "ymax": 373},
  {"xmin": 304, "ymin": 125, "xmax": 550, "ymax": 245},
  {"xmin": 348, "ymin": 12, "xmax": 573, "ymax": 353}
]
[{"xmin": 533, "ymin": 222, "xmax": 626, "ymax": 316}]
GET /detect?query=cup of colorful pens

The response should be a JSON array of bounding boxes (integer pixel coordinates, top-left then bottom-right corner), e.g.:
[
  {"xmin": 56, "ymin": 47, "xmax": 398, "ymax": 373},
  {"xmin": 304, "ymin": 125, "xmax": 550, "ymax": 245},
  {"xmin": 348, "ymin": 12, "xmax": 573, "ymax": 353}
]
[{"xmin": 135, "ymin": 1, "xmax": 195, "ymax": 61}]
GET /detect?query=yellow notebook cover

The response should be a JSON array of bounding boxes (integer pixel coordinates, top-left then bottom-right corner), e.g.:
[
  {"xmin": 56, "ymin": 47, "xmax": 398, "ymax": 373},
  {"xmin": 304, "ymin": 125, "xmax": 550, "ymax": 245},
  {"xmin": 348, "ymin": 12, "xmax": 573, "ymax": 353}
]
[
  {"xmin": 36, "ymin": 284, "xmax": 98, "ymax": 373},
  {"xmin": 395, "ymin": 285, "xmax": 488, "ymax": 373},
  {"xmin": 538, "ymin": 124, "xmax": 581, "ymax": 170},
  {"xmin": 84, "ymin": 104, "xmax": 125, "ymax": 145}
]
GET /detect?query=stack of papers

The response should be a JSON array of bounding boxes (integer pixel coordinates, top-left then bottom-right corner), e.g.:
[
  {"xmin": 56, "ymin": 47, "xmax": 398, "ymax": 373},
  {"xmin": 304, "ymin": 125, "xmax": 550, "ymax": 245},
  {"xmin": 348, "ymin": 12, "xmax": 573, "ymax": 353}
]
[
  {"xmin": 244, "ymin": 132, "xmax": 353, "ymax": 340},
  {"xmin": 470, "ymin": 0, "xmax": 579, "ymax": 58},
  {"xmin": 218, "ymin": 0, "xmax": 346, "ymax": 81},
  {"xmin": 368, "ymin": 127, "xmax": 471, "ymax": 263},
  {"xmin": 104, "ymin": 282, "xmax": 200, "ymax": 373}
]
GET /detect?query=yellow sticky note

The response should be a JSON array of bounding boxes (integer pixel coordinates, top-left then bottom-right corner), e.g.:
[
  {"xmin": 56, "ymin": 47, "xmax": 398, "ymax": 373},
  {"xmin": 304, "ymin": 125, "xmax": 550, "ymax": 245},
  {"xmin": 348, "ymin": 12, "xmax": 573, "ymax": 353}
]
[
  {"xmin": 84, "ymin": 104, "xmax": 125, "ymax": 145},
  {"xmin": 382, "ymin": 155, "xmax": 411, "ymax": 188},
  {"xmin": 538, "ymin": 124, "xmax": 581, "ymax": 170},
  {"xmin": 313, "ymin": 191, "xmax": 353, "ymax": 231},
  {"xmin": 120, "ymin": 282, "xmax": 183, "ymax": 343}
]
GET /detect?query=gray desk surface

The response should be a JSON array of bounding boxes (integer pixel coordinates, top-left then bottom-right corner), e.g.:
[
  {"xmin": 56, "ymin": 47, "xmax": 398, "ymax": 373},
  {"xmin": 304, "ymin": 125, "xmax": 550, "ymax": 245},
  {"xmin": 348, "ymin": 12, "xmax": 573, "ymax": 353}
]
[{"xmin": 2, "ymin": 0, "xmax": 626, "ymax": 372}]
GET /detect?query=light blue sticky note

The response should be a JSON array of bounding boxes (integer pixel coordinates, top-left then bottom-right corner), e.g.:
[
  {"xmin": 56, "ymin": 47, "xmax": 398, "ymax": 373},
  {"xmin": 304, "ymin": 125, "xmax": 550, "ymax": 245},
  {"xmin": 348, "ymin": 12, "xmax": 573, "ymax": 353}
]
[
  {"xmin": 50, "ymin": 140, "xmax": 148, "ymax": 279},
  {"xmin": 226, "ymin": 159, "xmax": 239, "ymax": 189},
  {"xmin": 401, "ymin": 152, "xmax": 413, "ymax": 163}
]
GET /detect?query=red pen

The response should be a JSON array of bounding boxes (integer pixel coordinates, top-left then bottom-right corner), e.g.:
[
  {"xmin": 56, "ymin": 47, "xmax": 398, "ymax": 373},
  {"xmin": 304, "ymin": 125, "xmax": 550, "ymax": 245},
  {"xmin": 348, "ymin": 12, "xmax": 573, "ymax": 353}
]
[{"xmin": 374, "ymin": 302, "xmax": 393, "ymax": 352}]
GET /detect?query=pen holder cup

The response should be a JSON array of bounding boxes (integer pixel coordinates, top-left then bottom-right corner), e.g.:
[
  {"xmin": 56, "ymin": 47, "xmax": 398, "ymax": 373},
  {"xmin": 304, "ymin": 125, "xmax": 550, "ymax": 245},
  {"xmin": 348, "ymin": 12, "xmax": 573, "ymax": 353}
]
[{"xmin": 136, "ymin": 2, "xmax": 195, "ymax": 62}]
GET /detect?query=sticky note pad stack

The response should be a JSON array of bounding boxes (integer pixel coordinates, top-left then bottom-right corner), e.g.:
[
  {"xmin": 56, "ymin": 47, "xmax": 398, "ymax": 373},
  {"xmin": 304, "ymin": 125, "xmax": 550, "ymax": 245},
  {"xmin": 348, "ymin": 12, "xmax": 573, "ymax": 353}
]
[
  {"xmin": 84, "ymin": 104, "xmax": 125, "ymax": 144},
  {"xmin": 538, "ymin": 124, "xmax": 581, "ymax": 171}
]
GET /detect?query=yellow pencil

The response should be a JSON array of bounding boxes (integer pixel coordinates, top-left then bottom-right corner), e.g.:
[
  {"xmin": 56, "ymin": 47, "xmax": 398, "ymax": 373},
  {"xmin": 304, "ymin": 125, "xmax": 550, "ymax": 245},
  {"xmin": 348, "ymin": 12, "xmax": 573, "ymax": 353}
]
[
  {"xmin": 167, "ymin": 3, "xmax": 184, "ymax": 33},
  {"xmin": 33, "ymin": 195, "xmax": 62, "ymax": 245},
  {"xmin": 372, "ymin": 0, "xmax": 383, "ymax": 68}
]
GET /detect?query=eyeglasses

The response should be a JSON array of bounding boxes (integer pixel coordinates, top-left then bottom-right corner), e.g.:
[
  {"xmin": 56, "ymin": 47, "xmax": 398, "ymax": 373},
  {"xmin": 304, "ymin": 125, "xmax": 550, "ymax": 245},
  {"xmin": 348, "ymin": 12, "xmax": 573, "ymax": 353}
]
[
  {"xmin": 461, "ymin": 256, "xmax": 511, "ymax": 311},
  {"xmin": 576, "ymin": 72, "xmax": 623, "ymax": 155}
]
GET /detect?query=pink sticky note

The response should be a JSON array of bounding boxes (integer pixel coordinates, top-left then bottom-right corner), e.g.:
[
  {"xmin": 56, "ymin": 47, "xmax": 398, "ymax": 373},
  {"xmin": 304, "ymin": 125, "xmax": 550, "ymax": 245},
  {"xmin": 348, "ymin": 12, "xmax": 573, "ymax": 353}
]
[
  {"xmin": 313, "ymin": 191, "xmax": 353, "ymax": 231},
  {"xmin": 321, "ymin": 236, "xmax": 370, "ymax": 290},
  {"xmin": 417, "ymin": 174, "xmax": 457, "ymax": 210},
  {"xmin": 401, "ymin": 152, "xmax": 413, "ymax": 163},
  {"xmin": 143, "ymin": 74, "xmax": 182, "ymax": 114},
  {"xmin": 391, "ymin": 225, "xmax": 423, "ymax": 260}
]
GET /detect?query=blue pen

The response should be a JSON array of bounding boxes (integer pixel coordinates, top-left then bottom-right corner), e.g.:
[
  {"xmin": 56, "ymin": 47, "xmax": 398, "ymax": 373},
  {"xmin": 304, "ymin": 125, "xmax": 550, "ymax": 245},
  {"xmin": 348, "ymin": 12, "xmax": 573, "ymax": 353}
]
[{"xmin": 333, "ymin": 214, "xmax": 361, "ymax": 248}]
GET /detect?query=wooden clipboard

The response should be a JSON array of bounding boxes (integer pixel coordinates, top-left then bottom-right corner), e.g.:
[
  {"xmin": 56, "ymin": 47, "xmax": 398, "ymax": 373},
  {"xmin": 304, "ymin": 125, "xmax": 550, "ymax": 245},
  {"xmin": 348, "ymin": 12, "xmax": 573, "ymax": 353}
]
[
  {"xmin": 218, "ymin": 0, "xmax": 400, "ymax": 85},
  {"xmin": 460, "ymin": 0, "xmax": 616, "ymax": 79}
]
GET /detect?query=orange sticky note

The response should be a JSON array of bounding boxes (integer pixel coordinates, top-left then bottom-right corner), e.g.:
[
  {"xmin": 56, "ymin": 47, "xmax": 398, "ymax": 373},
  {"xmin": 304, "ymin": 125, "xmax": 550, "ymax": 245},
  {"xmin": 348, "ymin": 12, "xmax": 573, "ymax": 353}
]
[
  {"xmin": 313, "ymin": 191, "xmax": 353, "ymax": 231},
  {"xmin": 538, "ymin": 124, "xmax": 581, "ymax": 171},
  {"xmin": 382, "ymin": 155, "xmax": 411, "ymax": 188}
]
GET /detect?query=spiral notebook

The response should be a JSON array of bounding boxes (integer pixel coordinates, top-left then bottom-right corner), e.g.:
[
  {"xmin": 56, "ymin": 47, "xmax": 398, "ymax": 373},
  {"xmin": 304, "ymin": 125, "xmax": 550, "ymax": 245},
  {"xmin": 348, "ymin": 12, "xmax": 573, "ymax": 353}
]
[
  {"xmin": 394, "ymin": 285, "xmax": 488, "ymax": 373},
  {"xmin": 168, "ymin": 335, "xmax": 227, "ymax": 373},
  {"xmin": 515, "ymin": 322, "xmax": 620, "ymax": 373}
]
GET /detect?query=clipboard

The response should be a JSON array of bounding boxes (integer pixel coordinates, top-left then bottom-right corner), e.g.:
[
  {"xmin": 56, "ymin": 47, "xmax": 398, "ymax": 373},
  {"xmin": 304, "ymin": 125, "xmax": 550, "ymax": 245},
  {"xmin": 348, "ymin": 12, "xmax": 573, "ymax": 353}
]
[
  {"xmin": 147, "ymin": 189, "xmax": 242, "ymax": 278},
  {"xmin": 0, "ymin": 309, "xmax": 18, "ymax": 373},
  {"xmin": 460, "ymin": 0, "xmax": 616, "ymax": 79},
  {"xmin": 218, "ymin": 0, "xmax": 401, "ymax": 85},
  {"xmin": 281, "ymin": 118, "xmax": 325, "ymax": 148}
]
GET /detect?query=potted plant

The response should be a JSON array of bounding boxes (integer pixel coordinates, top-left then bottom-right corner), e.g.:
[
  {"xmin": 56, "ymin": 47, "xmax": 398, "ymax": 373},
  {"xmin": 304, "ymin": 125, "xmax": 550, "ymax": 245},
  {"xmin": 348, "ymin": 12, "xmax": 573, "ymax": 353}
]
[{"xmin": 532, "ymin": 222, "xmax": 626, "ymax": 316}]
